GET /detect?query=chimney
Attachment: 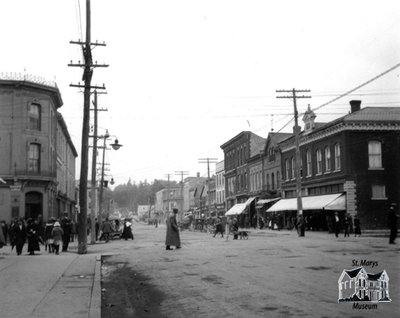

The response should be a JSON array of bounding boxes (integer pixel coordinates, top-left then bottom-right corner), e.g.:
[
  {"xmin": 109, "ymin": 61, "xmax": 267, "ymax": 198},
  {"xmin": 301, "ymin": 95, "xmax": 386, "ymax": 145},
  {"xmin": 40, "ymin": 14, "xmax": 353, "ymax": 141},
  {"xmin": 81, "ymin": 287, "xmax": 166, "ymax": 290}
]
[{"xmin": 350, "ymin": 100, "xmax": 361, "ymax": 113}]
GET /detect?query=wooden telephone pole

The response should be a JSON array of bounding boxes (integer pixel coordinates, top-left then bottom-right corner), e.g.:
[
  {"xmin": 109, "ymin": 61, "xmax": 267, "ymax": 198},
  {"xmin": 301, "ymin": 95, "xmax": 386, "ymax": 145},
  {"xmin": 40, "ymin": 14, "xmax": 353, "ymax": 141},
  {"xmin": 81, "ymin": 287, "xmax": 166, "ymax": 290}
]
[
  {"xmin": 276, "ymin": 89, "xmax": 311, "ymax": 236},
  {"xmin": 69, "ymin": 0, "xmax": 108, "ymax": 254},
  {"xmin": 198, "ymin": 158, "xmax": 218, "ymax": 217}
]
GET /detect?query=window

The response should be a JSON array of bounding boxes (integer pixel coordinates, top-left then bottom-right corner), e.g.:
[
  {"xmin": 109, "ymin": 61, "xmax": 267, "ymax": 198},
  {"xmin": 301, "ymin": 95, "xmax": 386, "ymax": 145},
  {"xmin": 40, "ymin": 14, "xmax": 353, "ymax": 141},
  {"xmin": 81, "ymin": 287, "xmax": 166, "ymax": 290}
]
[
  {"xmin": 316, "ymin": 149, "xmax": 322, "ymax": 174},
  {"xmin": 334, "ymin": 143, "xmax": 341, "ymax": 170},
  {"xmin": 325, "ymin": 146, "xmax": 331, "ymax": 172},
  {"xmin": 291, "ymin": 157, "xmax": 295, "ymax": 179},
  {"xmin": 285, "ymin": 159, "xmax": 289, "ymax": 181},
  {"xmin": 29, "ymin": 103, "xmax": 41, "ymax": 130},
  {"xmin": 371, "ymin": 185, "xmax": 386, "ymax": 200},
  {"xmin": 271, "ymin": 173, "xmax": 275, "ymax": 190},
  {"xmin": 28, "ymin": 143, "xmax": 40, "ymax": 173},
  {"xmin": 369, "ymin": 141, "xmax": 382, "ymax": 168},
  {"xmin": 306, "ymin": 150, "xmax": 312, "ymax": 176},
  {"xmin": 277, "ymin": 171, "xmax": 280, "ymax": 189}
]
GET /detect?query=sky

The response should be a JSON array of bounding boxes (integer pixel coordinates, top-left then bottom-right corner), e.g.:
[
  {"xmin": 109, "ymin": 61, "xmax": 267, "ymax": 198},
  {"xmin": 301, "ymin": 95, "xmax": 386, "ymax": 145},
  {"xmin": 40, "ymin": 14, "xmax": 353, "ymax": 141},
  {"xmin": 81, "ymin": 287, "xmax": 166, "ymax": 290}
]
[{"xmin": 1, "ymin": 0, "xmax": 399, "ymax": 186}]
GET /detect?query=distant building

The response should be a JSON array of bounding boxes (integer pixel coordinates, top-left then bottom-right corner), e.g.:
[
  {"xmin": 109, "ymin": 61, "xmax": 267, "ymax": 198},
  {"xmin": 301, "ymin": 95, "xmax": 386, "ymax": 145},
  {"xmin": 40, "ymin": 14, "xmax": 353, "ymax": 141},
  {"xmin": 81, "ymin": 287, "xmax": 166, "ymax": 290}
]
[{"xmin": 0, "ymin": 77, "xmax": 77, "ymax": 222}]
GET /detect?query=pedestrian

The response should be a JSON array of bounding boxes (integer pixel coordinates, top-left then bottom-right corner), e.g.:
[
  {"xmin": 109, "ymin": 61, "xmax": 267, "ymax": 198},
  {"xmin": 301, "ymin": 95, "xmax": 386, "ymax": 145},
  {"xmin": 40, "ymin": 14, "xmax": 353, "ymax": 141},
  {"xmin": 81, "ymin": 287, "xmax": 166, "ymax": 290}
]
[
  {"xmin": 296, "ymin": 214, "xmax": 305, "ymax": 237},
  {"xmin": 95, "ymin": 218, "xmax": 100, "ymax": 241},
  {"xmin": 154, "ymin": 218, "xmax": 158, "ymax": 228},
  {"xmin": 1, "ymin": 221, "xmax": 8, "ymax": 245},
  {"xmin": 101, "ymin": 218, "xmax": 113, "ymax": 242},
  {"xmin": 13, "ymin": 219, "xmax": 26, "ymax": 255},
  {"xmin": 26, "ymin": 218, "xmax": 41, "ymax": 255},
  {"xmin": 51, "ymin": 222, "xmax": 64, "ymax": 255},
  {"xmin": 61, "ymin": 212, "xmax": 72, "ymax": 252},
  {"xmin": 121, "ymin": 220, "xmax": 134, "ymax": 240},
  {"xmin": 44, "ymin": 218, "xmax": 55, "ymax": 253},
  {"xmin": 213, "ymin": 217, "xmax": 224, "ymax": 238},
  {"xmin": 344, "ymin": 213, "xmax": 351, "ymax": 237},
  {"xmin": 354, "ymin": 214, "xmax": 361, "ymax": 237},
  {"xmin": 388, "ymin": 203, "xmax": 398, "ymax": 244},
  {"xmin": 165, "ymin": 208, "xmax": 181, "ymax": 250},
  {"xmin": 232, "ymin": 218, "xmax": 239, "ymax": 240},
  {"xmin": 0, "ymin": 224, "xmax": 5, "ymax": 248},
  {"xmin": 333, "ymin": 212, "xmax": 341, "ymax": 237}
]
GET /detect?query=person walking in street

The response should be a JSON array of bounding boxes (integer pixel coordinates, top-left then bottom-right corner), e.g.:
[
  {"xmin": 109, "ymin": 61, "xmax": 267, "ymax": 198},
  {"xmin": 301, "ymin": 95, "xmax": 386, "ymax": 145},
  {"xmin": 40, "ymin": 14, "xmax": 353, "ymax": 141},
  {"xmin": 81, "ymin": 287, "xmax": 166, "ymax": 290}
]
[
  {"xmin": 121, "ymin": 219, "xmax": 134, "ymax": 240},
  {"xmin": 26, "ymin": 218, "xmax": 41, "ymax": 255},
  {"xmin": 165, "ymin": 208, "xmax": 181, "ymax": 250},
  {"xmin": 12, "ymin": 219, "xmax": 26, "ymax": 255},
  {"xmin": 44, "ymin": 218, "xmax": 55, "ymax": 253},
  {"xmin": 388, "ymin": 203, "xmax": 398, "ymax": 244},
  {"xmin": 333, "ymin": 212, "xmax": 341, "ymax": 237},
  {"xmin": 232, "ymin": 218, "xmax": 239, "ymax": 240},
  {"xmin": 296, "ymin": 214, "xmax": 305, "ymax": 237},
  {"xmin": 61, "ymin": 213, "xmax": 72, "ymax": 252},
  {"xmin": 1, "ymin": 221, "xmax": 8, "ymax": 245},
  {"xmin": 0, "ymin": 223, "xmax": 5, "ymax": 248},
  {"xmin": 353, "ymin": 214, "xmax": 361, "ymax": 237},
  {"xmin": 225, "ymin": 217, "xmax": 232, "ymax": 241},
  {"xmin": 95, "ymin": 218, "xmax": 100, "ymax": 241},
  {"xmin": 344, "ymin": 213, "xmax": 351, "ymax": 237},
  {"xmin": 101, "ymin": 218, "xmax": 113, "ymax": 243},
  {"xmin": 213, "ymin": 217, "xmax": 224, "ymax": 238},
  {"xmin": 51, "ymin": 222, "xmax": 64, "ymax": 255}
]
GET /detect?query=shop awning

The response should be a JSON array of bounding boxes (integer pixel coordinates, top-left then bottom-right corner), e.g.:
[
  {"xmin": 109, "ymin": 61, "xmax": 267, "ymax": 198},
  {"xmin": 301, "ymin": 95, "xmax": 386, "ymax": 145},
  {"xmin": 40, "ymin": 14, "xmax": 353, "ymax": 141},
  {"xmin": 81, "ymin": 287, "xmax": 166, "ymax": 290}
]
[
  {"xmin": 256, "ymin": 198, "xmax": 281, "ymax": 206},
  {"xmin": 266, "ymin": 193, "xmax": 345, "ymax": 212},
  {"xmin": 225, "ymin": 197, "xmax": 256, "ymax": 216}
]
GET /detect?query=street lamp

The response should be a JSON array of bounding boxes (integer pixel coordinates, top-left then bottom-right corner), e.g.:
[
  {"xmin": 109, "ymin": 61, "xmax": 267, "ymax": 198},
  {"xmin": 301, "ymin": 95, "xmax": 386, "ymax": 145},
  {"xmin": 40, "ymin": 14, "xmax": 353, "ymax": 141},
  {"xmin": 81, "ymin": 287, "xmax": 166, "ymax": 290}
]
[
  {"xmin": 89, "ymin": 130, "xmax": 122, "ymax": 244},
  {"xmin": 98, "ymin": 135, "xmax": 122, "ymax": 220}
]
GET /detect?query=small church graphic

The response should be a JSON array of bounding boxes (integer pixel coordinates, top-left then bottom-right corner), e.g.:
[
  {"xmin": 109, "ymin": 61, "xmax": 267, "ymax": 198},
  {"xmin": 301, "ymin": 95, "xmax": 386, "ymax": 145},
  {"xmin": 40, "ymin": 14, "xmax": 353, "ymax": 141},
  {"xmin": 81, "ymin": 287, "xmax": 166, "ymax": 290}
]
[{"xmin": 338, "ymin": 267, "xmax": 391, "ymax": 302}]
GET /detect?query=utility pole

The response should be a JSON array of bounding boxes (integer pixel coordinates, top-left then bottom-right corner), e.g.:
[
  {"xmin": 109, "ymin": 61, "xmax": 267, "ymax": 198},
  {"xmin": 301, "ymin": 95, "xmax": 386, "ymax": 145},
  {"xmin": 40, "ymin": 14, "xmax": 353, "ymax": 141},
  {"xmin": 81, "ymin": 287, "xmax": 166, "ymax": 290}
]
[
  {"xmin": 68, "ymin": 0, "xmax": 108, "ymax": 254},
  {"xmin": 89, "ymin": 91, "xmax": 107, "ymax": 244},
  {"xmin": 175, "ymin": 171, "xmax": 189, "ymax": 221},
  {"xmin": 276, "ymin": 88, "xmax": 311, "ymax": 237},
  {"xmin": 198, "ymin": 158, "xmax": 218, "ymax": 217},
  {"xmin": 164, "ymin": 174, "xmax": 172, "ymax": 213}
]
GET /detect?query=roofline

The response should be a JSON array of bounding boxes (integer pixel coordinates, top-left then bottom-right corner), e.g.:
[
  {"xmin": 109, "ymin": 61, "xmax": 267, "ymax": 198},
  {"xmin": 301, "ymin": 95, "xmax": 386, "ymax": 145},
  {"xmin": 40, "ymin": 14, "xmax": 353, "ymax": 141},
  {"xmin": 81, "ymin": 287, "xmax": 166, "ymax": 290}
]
[{"xmin": 0, "ymin": 79, "xmax": 63, "ymax": 108}]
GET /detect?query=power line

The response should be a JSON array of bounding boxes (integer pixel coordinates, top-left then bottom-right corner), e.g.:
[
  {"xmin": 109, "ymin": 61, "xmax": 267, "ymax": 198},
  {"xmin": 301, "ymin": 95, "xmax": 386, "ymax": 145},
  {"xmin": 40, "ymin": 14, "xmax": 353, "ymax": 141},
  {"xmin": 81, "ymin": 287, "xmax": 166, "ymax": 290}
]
[{"xmin": 312, "ymin": 62, "xmax": 400, "ymax": 112}]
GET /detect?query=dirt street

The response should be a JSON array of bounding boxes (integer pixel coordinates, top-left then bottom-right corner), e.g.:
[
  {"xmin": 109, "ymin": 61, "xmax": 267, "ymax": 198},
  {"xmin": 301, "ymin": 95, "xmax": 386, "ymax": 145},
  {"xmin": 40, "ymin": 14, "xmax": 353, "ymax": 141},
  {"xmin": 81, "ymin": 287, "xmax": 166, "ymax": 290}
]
[{"xmin": 101, "ymin": 222, "xmax": 399, "ymax": 318}]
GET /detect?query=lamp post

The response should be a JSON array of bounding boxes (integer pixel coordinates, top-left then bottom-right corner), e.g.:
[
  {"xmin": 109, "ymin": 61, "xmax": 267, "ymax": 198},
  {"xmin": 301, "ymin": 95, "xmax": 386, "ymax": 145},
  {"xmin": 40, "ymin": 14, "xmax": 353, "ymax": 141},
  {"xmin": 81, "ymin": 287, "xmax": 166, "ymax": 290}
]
[{"xmin": 98, "ymin": 135, "xmax": 122, "ymax": 219}]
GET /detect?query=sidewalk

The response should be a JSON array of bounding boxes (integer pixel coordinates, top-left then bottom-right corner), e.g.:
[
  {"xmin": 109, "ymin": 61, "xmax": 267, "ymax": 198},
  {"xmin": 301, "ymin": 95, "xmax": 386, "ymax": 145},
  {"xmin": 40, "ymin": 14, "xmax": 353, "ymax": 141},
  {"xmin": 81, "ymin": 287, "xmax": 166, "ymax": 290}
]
[{"xmin": 0, "ymin": 240, "xmax": 101, "ymax": 318}]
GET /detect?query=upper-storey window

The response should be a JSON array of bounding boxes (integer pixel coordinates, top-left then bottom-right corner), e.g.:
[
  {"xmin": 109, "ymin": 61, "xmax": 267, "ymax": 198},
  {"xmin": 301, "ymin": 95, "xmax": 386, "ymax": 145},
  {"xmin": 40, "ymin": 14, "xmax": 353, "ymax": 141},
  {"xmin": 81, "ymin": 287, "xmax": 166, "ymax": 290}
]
[
  {"xmin": 29, "ymin": 103, "xmax": 41, "ymax": 130},
  {"xmin": 306, "ymin": 150, "xmax": 312, "ymax": 177},
  {"xmin": 334, "ymin": 143, "xmax": 341, "ymax": 171},
  {"xmin": 324, "ymin": 146, "xmax": 331, "ymax": 172},
  {"xmin": 291, "ymin": 157, "xmax": 295, "ymax": 179},
  {"xmin": 285, "ymin": 159, "xmax": 289, "ymax": 181},
  {"xmin": 28, "ymin": 143, "xmax": 41, "ymax": 173},
  {"xmin": 316, "ymin": 149, "xmax": 322, "ymax": 174},
  {"xmin": 368, "ymin": 141, "xmax": 382, "ymax": 169}
]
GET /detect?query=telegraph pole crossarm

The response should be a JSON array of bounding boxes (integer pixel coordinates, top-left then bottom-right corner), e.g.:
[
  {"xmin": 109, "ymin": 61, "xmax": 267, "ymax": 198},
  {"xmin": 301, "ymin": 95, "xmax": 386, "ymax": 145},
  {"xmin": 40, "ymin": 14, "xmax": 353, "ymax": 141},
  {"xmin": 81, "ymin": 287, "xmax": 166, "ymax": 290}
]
[{"xmin": 276, "ymin": 89, "xmax": 311, "ymax": 237}]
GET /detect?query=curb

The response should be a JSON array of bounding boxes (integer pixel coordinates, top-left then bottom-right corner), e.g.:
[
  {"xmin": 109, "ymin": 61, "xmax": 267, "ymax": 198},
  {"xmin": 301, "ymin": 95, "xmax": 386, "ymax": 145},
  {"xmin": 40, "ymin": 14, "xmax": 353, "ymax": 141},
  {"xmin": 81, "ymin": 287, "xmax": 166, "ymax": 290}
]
[{"xmin": 89, "ymin": 255, "xmax": 102, "ymax": 318}]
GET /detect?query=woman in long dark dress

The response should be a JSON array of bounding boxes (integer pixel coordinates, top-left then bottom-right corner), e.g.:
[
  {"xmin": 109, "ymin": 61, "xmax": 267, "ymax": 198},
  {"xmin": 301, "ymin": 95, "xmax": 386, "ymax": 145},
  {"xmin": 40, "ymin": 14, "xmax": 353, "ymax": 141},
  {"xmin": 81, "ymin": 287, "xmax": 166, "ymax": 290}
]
[{"xmin": 26, "ymin": 218, "xmax": 41, "ymax": 255}]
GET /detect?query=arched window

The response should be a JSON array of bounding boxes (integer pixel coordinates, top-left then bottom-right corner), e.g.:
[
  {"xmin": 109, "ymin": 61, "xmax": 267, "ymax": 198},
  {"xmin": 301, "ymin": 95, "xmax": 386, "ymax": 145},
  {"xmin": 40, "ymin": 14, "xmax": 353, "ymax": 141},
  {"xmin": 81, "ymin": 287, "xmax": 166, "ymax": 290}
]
[
  {"xmin": 285, "ymin": 159, "xmax": 289, "ymax": 181},
  {"xmin": 29, "ymin": 103, "xmax": 41, "ymax": 130},
  {"xmin": 291, "ymin": 157, "xmax": 295, "ymax": 179}
]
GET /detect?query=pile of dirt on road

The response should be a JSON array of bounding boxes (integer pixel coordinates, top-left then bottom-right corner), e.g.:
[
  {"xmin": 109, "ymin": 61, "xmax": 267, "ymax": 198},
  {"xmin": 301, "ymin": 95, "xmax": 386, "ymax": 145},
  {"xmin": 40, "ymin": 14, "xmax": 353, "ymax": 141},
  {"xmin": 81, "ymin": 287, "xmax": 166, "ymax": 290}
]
[{"xmin": 101, "ymin": 256, "xmax": 165, "ymax": 318}]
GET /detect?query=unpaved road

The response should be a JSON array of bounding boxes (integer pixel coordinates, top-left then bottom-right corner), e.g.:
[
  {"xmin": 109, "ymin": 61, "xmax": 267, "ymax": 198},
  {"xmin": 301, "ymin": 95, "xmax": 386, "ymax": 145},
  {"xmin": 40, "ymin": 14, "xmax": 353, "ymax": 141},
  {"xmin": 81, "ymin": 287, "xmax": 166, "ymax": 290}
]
[{"xmin": 101, "ymin": 223, "xmax": 399, "ymax": 318}]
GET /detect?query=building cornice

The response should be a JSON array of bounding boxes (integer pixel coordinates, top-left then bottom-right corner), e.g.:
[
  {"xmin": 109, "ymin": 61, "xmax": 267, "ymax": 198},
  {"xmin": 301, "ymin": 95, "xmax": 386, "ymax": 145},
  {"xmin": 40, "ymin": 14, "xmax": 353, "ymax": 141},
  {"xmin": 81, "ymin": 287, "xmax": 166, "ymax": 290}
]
[{"xmin": 281, "ymin": 122, "xmax": 400, "ymax": 152}]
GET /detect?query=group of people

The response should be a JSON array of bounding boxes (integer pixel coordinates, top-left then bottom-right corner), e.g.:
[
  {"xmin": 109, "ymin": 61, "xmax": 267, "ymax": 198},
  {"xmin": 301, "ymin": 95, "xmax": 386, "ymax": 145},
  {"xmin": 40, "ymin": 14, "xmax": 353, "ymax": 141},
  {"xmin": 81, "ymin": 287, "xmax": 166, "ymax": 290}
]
[
  {"xmin": 96, "ymin": 218, "xmax": 134, "ymax": 242},
  {"xmin": 0, "ymin": 213, "xmax": 73, "ymax": 255}
]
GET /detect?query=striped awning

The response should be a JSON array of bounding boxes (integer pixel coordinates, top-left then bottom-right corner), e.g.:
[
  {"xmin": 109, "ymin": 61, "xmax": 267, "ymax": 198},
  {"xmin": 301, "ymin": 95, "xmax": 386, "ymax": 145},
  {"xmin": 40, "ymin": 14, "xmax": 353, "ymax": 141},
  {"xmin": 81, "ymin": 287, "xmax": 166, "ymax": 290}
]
[
  {"xmin": 225, "ymin": 197, "xmax": 256, "ymax": 216},
  {"xmin": 266, "ymin": 193, "xmax": 345, "ymax": 212}
]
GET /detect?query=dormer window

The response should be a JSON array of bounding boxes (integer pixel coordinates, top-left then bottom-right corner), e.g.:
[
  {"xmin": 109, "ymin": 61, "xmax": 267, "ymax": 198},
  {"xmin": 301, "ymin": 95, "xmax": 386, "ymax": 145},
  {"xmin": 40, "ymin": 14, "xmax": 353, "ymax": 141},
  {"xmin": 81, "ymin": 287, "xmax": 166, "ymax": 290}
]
[{"xmin": 302, "ymin": 104, "xmax": 316, "ymax": 134}]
